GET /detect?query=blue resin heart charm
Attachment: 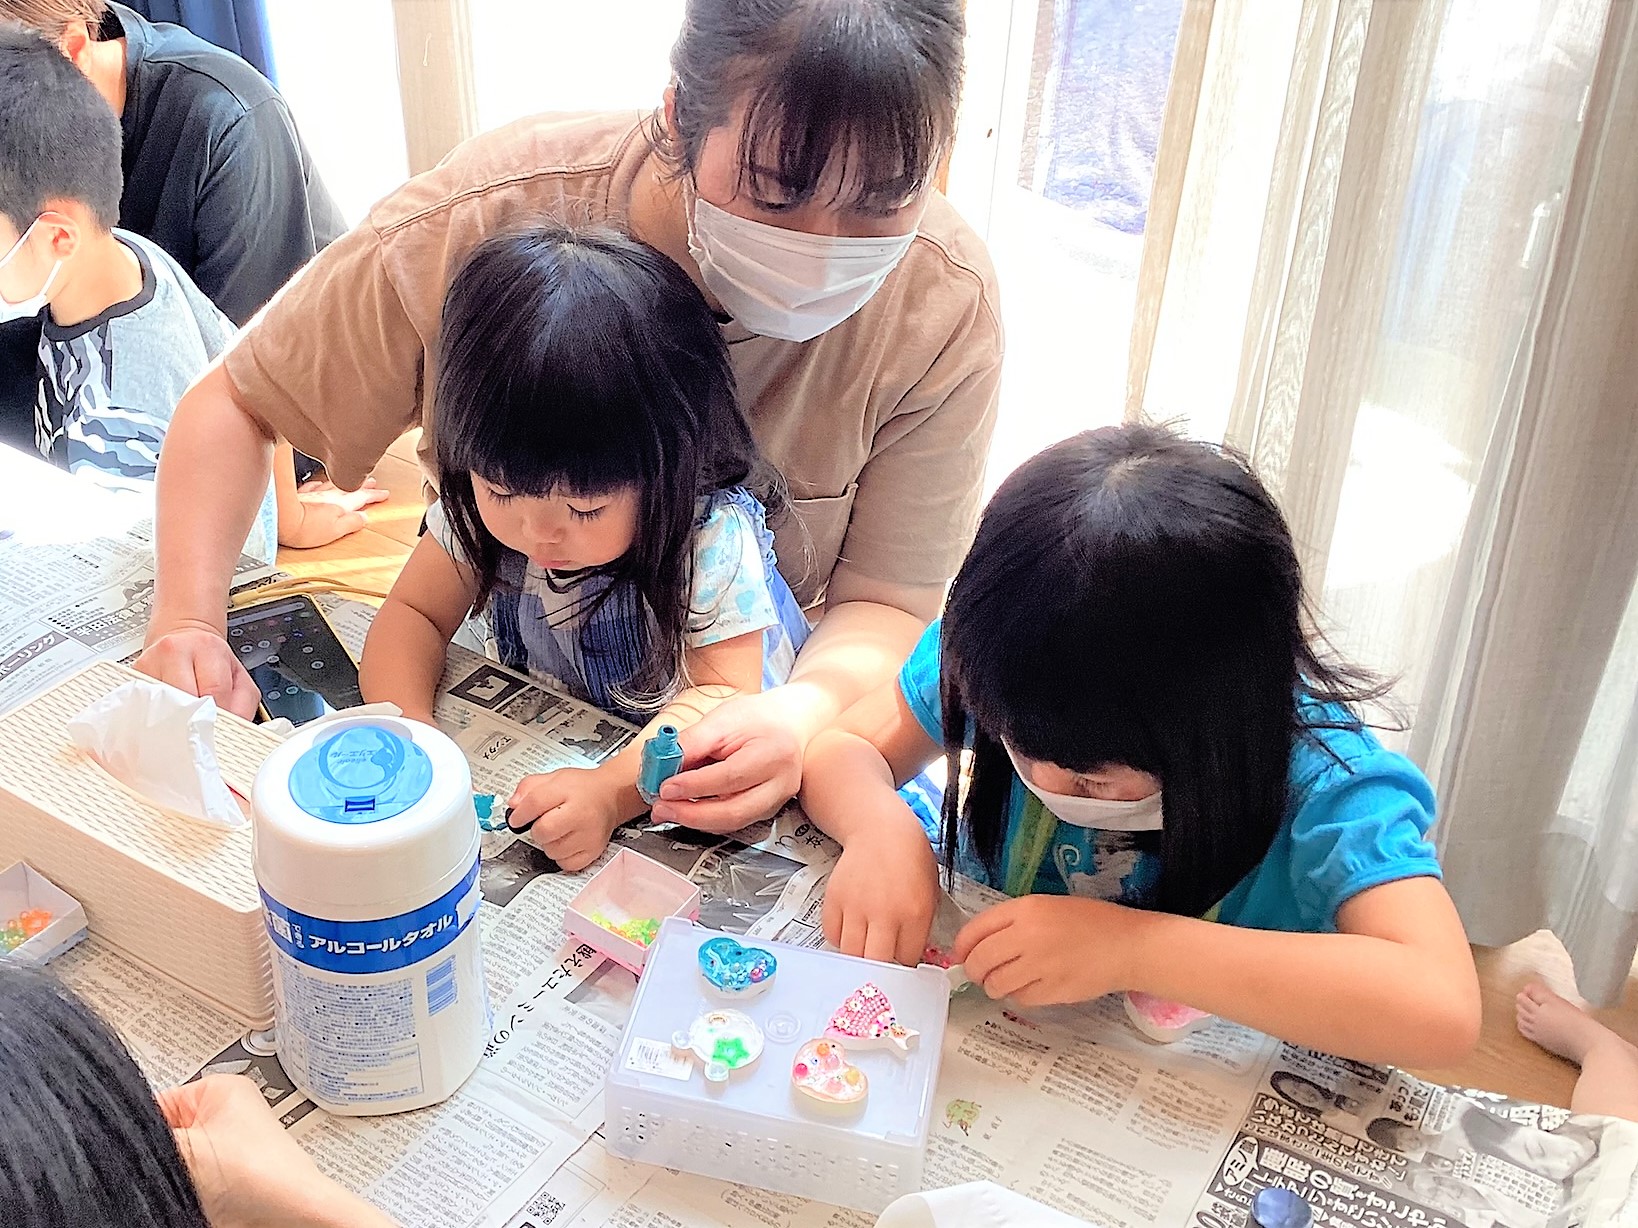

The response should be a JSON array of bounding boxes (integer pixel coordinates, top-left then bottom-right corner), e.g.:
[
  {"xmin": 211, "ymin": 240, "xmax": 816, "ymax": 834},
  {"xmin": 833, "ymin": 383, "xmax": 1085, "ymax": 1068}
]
[{"xmin": 698, "ymin": 936, "xmax": 778, "ymax": 998}]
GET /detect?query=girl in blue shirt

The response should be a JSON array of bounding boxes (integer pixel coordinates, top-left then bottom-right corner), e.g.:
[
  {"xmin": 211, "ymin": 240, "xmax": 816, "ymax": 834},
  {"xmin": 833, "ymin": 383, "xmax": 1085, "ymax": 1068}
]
[{"xmin": 800, "ymin": 424, "xmax": 1481, "ymax": 1067}]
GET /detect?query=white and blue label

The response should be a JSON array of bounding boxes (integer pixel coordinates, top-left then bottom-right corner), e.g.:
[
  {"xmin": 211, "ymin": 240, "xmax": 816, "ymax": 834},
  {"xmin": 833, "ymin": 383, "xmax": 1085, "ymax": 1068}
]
[{"xmin": 260, "ymin": 858, "xmax": 480, "ymax": 975}]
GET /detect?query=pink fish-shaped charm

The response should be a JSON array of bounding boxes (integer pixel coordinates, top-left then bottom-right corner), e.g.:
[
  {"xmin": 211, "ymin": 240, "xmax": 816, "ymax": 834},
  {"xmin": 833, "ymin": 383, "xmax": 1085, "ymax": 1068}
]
[{"xmin": 824, "ymin": 981, "xmax": 918, "ymax": 1053}]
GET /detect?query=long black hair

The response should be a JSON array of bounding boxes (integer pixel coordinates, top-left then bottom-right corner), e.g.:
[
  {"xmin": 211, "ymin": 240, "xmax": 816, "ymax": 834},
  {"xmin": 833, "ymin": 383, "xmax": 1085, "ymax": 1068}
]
[
  {"xmin": 436, "ymin": 223, "xmax": 783, "ymax": 713},
  {"xmin": 658, "ymin": 0, "xmax": 965, "ymax": 213},
  {"xmin": 0, "ymin": 963, "xmax": 209, "ymax": 1226},
  {"xmin": 940, "ymin": 424, "xmax": 1393, "ymax": 917}
]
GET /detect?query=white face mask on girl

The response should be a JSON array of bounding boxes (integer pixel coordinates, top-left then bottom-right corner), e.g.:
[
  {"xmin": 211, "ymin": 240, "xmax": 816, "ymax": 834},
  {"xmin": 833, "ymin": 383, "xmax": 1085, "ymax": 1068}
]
[
  {"xmin": 0, "ymin": 220, "xmax": 62, "ymax": 324},
  {"xmin": 1003, "ymin": 744, "xmax": 1164, "ymax": 832},
  {"xmin": 684, "ymin": 191, "xmax": 916, "ymax": 343}
]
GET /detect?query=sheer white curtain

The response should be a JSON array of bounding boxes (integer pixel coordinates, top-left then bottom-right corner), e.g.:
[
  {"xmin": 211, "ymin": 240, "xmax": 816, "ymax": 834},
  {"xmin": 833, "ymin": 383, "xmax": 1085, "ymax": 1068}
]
[{"xmin": 1131, "ymin": 0, "xmax": 1638, "ymax": 1002}]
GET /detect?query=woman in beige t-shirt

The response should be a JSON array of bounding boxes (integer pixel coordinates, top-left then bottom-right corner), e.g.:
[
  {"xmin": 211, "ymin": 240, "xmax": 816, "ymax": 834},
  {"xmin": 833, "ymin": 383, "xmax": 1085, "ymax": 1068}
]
[{"xmin": 139, "ymin": 0, "xmax": 1002, "ymax": 827}]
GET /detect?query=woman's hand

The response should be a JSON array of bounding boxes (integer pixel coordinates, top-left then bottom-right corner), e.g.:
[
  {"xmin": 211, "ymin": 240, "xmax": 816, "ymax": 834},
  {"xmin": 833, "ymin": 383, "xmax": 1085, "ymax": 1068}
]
[
  {"xmin": 137, "ymin": 620, "xmax": 261, "ymax": 719},
  {"xmin": 650, "ymin": 690, "xmax": 806, "ymax": 832},
  {"xmin": 954, "ymin": 895, "xmax": 1140, "ymax": 1007},
  {"xmin": 824, "ymin": 813, "xmax": 940, "ymax": 965},
  {"xmin": 159, "ymin": 1074, "xmax": 394, "ymax": 1228},
  {"xmin": 508, "ymin": 767, "xmax": 626, "ymax": 871}
]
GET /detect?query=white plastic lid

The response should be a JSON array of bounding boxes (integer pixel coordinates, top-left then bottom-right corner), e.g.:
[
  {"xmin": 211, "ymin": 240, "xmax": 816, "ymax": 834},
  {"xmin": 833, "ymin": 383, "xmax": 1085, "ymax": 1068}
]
[{"xmin": 251, "ymin": 717, "xmax": 477, "ymax": 918}]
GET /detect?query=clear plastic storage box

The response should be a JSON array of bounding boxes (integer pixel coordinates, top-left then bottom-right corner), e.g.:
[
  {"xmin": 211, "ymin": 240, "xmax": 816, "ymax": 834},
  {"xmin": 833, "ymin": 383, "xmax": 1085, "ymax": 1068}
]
[{"xmin": 605, "ymin": 919, "xmax": 950, "ymax": 1212}]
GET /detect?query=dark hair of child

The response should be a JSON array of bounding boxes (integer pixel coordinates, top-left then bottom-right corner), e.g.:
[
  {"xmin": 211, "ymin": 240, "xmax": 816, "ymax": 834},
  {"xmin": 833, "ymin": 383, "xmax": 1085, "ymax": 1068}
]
[
  {"xmin": 434, "ymin": 222, "xmax": 784, "ymax": 712},
  {"xmin": 0, "ymin": 962, "xmax": 209, "ymax": 1226},
  {"xmin": 0, "ymin": 20, "xmax": 121, "ymax": 233},
  {"xmin": 939, "ymin": 423, "xmax": 1393, "ymax": 916}
]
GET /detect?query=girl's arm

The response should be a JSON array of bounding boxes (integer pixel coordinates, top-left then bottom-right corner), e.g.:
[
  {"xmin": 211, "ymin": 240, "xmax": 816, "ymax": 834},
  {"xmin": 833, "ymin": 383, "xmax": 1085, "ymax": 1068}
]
[
  {"xmin": 652, "ymin": 572, "xmax": 938, "ymax": 829},
  {"xmin": 359, "ymin": 534, "xmax": 478, "ymax": 723},
  {"xmin": 955, "ymin": 877, "xmax": 1482, "ymax": 1068},
  {"xmin": 508, "ymin": 629, "xmax": 765, "ymax": 870},
  {"xmin": 800, "ymin": 680, "xmax": 946, "ymax": 965}
]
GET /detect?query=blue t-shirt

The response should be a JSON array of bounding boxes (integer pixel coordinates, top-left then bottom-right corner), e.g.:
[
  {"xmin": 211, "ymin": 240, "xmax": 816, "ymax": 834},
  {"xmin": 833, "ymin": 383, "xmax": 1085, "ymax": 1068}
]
[{"xmin": 896, "ymin": 621, "xmax": 1443, "ymax": 933}]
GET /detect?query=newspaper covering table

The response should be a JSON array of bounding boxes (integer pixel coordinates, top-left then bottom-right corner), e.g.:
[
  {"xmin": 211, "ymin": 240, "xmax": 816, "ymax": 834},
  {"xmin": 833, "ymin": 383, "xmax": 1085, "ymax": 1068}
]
[
  {"xmin": 36, "ymin": 591, "xmax": 1638, "ymax": 1228},
  {"xmin": 0, "ymin": 445, "xmax": 275, "ymax": 716}
]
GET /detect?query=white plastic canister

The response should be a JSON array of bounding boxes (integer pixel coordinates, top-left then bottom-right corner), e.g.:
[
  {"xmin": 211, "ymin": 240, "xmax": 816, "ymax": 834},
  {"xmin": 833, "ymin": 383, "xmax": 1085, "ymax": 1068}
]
[{"xmin": 252, "ymin": 716, "xmax": 488, "ymax": 1115}]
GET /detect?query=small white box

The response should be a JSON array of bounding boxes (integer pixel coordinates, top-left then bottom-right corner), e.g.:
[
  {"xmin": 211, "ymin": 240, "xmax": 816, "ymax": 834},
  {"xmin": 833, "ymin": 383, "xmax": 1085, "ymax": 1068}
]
[
  {"xmin": 564, "ymin": 849, "xmax": 700, "ymax": 974},
  {"xmin": 605, "ymin": 919, "xmax": 950, "ymax": 1212},
  {"xmin": 0, "ymin": 862, "xmax": 87, "ymax": 965}
]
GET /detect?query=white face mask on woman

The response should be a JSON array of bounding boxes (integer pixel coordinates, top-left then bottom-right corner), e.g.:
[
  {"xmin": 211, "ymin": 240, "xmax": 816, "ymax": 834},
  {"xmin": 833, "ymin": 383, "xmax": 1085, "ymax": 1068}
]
[
  {"xmin": 1003, "ymin": 744, "xmax": 1164, "ymax": 832},
  {"xmin": 0, "ymin": 220, "xmax": 61, "ymax": 324},
  {"xmin": 685, "ymin": 192, "xmax": 916, "ymax": 343}
]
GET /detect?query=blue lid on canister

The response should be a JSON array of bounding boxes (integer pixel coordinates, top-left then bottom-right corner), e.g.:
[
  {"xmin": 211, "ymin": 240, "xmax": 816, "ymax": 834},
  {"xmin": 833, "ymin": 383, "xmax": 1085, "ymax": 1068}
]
[{"xmin": 287, "ymin": 724, "xmax": 433, "ymax": 825}]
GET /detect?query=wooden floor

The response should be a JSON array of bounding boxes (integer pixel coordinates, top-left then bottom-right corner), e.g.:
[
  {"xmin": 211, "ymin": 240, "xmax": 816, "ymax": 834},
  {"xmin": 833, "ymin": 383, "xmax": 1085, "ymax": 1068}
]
[{"xmin": 282, "ymin": 432, "xmax": 1636, "ymax": 1112}]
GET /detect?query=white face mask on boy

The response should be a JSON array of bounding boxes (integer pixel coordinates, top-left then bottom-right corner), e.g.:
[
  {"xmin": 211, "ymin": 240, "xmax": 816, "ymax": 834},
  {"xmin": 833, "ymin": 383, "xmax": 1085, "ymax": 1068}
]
[
  {"xmin": 1003, "ymin": 744, "xmax": 1165, "ymax": 832},
  {"xmin": 0, "ymin": 220, "xmax": 61, "ymax": 324},
  {"xmin": 685, "ymin": 191, "xmax": 916, "ymax": 343}
]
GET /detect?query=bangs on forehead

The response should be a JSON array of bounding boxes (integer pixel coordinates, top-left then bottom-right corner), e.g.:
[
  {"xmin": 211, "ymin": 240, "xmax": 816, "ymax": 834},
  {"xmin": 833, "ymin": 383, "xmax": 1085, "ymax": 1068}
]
[{"xmin": 730, "ymin": 5, "xmax": 954, "ymax": 211}]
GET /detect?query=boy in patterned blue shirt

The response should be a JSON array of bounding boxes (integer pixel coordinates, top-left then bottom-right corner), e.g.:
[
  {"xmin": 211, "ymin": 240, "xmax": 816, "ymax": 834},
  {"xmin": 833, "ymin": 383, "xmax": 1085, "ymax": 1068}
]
[{"xmin": 0, "ymin": 23, "xmax": 281, "ymax": 558}]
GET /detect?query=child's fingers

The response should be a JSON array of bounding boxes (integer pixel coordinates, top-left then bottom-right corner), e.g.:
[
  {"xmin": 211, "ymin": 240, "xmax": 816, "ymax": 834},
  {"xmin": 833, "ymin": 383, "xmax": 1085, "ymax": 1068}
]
[
  {"xmin": 862, "ymin": 921, "xmax": 900, "ymax": 966},
  {"xmin": 980, "ymin": 954, "xmax": 1039, "ymax": 1002},
  {"xmin": 506, "ymin": 775, "xmax": 563, "ymax": 828},
  {"xmin": 837, "ymin": 912, "xmax": 866, "ymax": 959},
  {"xmin": 895, "ymin": 923, "xmax": 928, "ymax": 969},
  {"xmin": 961, "ymin": 925, "xmax": 1024, "ymax": 987},
  {"xmin": 951, "ymin": 901, "xmax": 1017, "ymax": 963},
  {"xmin": 821, "ymin": 897, "xmax": 844, "ymax": 950}
]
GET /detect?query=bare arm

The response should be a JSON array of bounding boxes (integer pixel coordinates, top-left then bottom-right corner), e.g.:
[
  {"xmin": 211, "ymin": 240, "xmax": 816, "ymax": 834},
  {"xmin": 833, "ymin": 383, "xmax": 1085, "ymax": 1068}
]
[
  {"xmin": 654, "ymin": 566, "xmax": 938, "ymax": 829},
  {"xmin": 358, "ymin": 534, "xmax": 477, "ymax": 723},
  {"xmin": 800, "ymin": 678, "xmax": 941, "ymax": 843},
  {"xmin": 273, "ymin": 438, "xmax": 388, "ymax": 549},
  {"xmin": 799, "ymin": 680, "xmax": 946, "ymax": 964},
  {"xmin": 594, "ymin": 630, "xmax": 766, "ymax": 823},
  {"xmin": 139, "ymin": 362, "xmax": 275, "ymax": 717},
  {"xmin": 511, "ymin": 629, "xmax": 767, "ymax": 871},
  {"xmin": 956, "ymin": 877, "xmax": 1482, "ymax": 1067}
]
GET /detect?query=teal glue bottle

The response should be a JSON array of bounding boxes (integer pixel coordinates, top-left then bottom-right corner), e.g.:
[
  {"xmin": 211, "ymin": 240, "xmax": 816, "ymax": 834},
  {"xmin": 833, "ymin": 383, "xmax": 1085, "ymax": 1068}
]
[{"xmin": 637, "ymin": 724, "xmax": 685, "ymax": 806}]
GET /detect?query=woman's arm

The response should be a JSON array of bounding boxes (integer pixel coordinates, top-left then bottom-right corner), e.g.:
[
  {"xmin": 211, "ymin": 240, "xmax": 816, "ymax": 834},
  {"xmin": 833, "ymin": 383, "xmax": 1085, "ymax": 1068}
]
[
  {"xmin": 359, "ymin": 534, "xmax": 478, "ymax": 723},
  {"xmin": 140, "ymin": 363, "xmax": 278, "ymax": 719},
  {"xmin": 800, "ymin": 680, "xmax": 946, "ymax": 964},
  {"xmin": 509, "ymin": 629, "xmax": 765, "ymax": 870},
  {"xmin": 652, "ymin": 570, "xmax": 937, "ymax": 829},
  {"xmin": 956, "ymin": 877, "xmax": 1482, "ymax": 1068}
]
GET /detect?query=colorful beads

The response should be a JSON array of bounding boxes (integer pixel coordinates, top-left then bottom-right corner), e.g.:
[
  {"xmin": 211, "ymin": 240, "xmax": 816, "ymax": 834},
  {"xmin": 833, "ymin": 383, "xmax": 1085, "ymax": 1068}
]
[
  {"xmin": 791, "ymin": 1038, "xmax": 868, "ymax": 1105},
  {"xmin": 592, "ymin": 913, "xmax": 660, "ymax": 947},
  {"xmin": 2, "ymin": 909, "xmax": 58, "ymax": 951}
]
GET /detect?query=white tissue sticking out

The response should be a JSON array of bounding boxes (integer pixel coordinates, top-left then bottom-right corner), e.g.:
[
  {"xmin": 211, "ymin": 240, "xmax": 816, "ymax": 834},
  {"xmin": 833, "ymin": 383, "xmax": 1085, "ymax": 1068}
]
[
  {"xmin": 67, "ymin": 679, "xmax": 246, "ymax": 830},
  {"xmin": 875, "ymin": 1181, "xmax": 1089, "ymax": 1227}
]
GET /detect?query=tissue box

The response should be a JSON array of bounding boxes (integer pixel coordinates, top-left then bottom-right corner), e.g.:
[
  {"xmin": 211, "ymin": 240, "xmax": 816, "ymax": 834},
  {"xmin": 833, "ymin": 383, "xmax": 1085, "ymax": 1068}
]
[
  {"xmin": 605, "ymin": 919, "xmax": 951, "ymax": 1212},
  {"xmin": 0, "ymin": 662, "xmax": 279, "ymax": 1025},
  {"xmin": 564, "ymin": 850, "xmax": 700, "ymax": 974},
  {"xmin": 0, "ymin": 862, "xmax": 87, "ymax": 964}
]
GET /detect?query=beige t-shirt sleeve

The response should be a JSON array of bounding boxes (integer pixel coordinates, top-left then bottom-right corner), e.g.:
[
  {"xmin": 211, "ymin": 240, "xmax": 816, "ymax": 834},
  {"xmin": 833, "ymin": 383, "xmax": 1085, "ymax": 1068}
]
[
  {"xmin": 222, "ymin": 219, "xmax": 428, "ymax": 490},
  {"xmin": 833, "ymin": 290, "xmax": 1003, "ymax": 590}
]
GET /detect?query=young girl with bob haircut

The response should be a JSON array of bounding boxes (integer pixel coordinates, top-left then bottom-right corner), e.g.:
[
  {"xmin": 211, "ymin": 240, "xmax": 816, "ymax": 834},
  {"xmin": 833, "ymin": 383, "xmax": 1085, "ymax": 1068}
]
[
  {"xmin": 362, "ymin": 224, "xmax": 809, "ymax": 871},
  {"xmin": 800, "ymin": 424, "xmax": 1482, "ymax": 1068}
]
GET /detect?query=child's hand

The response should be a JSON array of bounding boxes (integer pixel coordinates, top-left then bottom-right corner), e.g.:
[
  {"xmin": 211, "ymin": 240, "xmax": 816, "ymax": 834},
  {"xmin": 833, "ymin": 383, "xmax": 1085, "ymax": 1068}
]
[
  {"xmin": 823, "ymin": 818, "xmax": 939, "ymax": 966},
  {"xmin": 954, "ymin": 895, "xmax": 1141, "ymax": 1007},
  {"xmin": 508, "ymin": 768, "xmax": 624, "ymax": 872}
]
